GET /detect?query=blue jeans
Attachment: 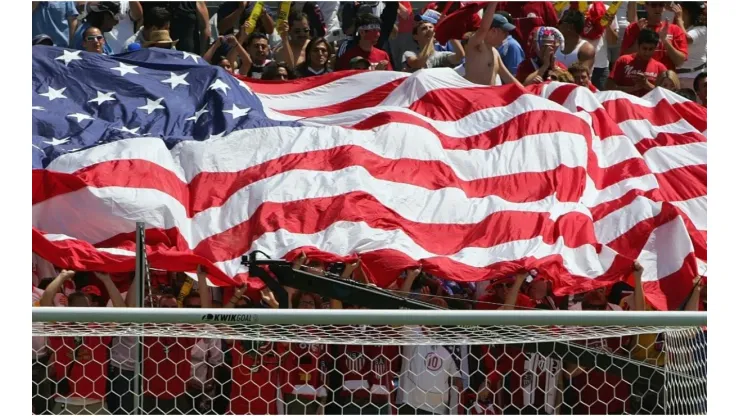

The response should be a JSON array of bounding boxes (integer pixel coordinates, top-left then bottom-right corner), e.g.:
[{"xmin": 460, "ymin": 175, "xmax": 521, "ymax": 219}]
[{"xmin": 591, "ymin": 67, "xmax": 609, "ymax": 91}]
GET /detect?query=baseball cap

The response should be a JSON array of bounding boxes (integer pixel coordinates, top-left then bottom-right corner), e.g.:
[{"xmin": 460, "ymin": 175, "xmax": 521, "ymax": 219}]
[
  {"xmin": 349, "ymin": 56, "xmax": 371, "ymax": 67},
  {"xmin": 491, "ymin": 14, "xmax": 516, "ymax": 32},
  {"xmin": 32, "ymin": 34, "xmax": 54, "ymax": 46},
  {"xmin": 81, "ymin": 285, "xmax": 102, "ymax": 297},
  {"xmin": 126, "ymin": 42, "xmax": 142, "ymax": 52},
  {"xmin": 415, "ymin": 9, "xmax": 442, "ymax": 25}
]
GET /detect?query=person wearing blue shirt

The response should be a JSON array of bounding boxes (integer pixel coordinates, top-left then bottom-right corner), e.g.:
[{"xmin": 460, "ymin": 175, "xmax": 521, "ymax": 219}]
[
  {"xmin": 491, "ymin": 13, "xmax": 525, "ymax": 76},
  {"xmin": 32, "ymin": 1, "xmax": 79, "ymax": 48}
]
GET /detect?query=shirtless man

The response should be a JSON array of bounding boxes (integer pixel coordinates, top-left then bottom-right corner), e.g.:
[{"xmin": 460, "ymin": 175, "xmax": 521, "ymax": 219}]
[
  {"xmin": 464, "ymin": 2, "xmax": 521, "ymax": 87},
  {"xmin": 274, "ymin": 11, "xmax": 311, "ymax": 67}
]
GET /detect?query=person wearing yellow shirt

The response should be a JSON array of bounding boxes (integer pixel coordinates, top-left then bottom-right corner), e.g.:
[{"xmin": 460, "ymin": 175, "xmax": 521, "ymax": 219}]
[{"xmin": 618, "ymin": 262, "xmax": 665, "ymax": 414}]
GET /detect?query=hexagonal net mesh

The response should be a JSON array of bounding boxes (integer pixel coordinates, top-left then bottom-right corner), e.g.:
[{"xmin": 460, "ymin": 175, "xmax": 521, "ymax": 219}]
[{"xmin": 32, "ymin": 318, "xmax": 706, "ymax": 415}]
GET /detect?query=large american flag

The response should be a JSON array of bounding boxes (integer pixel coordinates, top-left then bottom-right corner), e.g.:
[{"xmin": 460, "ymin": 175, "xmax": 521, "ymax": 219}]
[{"xmin": 32, "ymin": 47, "xmax": 706, "ymax": 310}]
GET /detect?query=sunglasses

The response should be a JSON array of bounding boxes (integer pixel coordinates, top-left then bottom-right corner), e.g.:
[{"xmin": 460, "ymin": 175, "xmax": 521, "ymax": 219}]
[
  {"xmin": 85, "ymin": 35, "xmax": 105, "ymax": 42},
  {"xmin": 292, "ymin": 28, "xmax": 310, "ymax": 34}
]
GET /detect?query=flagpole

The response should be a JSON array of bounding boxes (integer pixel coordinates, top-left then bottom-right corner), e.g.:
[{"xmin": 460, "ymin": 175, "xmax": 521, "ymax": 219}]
[{"xmin": 133, "ymin": 222, "xmax": 146, "ymax": 415}]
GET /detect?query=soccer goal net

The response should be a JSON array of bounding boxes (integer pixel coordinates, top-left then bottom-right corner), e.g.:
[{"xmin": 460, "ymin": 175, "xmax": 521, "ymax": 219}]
[{"xmin": 32, "ymin": 308, "xmax": 706, "ymax": 415}]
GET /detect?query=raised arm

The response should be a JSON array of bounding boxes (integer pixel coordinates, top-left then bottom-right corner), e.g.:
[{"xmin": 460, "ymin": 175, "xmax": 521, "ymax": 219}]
[
  {"xmin": 203, "ymin": 36, "xmax": 223, "ymax": 61},
  {"xmin": 196, "ymin": 1, "xmax": 212, "ymax": 48},
  {"xmin": 500, "ymin": 272, "xmax": 528, "ymax": 311},
  {"xmin": 330, "ymin": 261, "xmax": 361, "ymax": 309},
  {"xmin": 96, "ymin": 272, "xmax": 126, "ymax": 307},
  {"xmin": 659, "ymin": 19, "xmax": 686, "ymax": 67},
  {"xmin": 40, "ymin": 270, "xmax": 75, "ymax": 307},
  {"xmin": 196, "ymin": 266, "xmax": 212, "ymax": 309},
  {"xmin": 219, "ymin": 2, "xmax": 247, "ymax": 35},
  {"xmin": 399, "ymin": 267, "xmax": 422, "ymax": 296},
  {"xmin": 129, "ymin": 1, "xmax": 143, "ymax": 27},
  {"xmin": 447, "ymin": 39, "xmax": 465, "ymax": 66},
  {"xmin": 685, "ymin": 276, "xmax": 705, "ymax": 311},
  {"xmin": 224, "ymin": 284, "xmax": 248, "ymax": 309},
  {"xmin": 277, "ymin": 20, "xmax": 295, "ymax": 69},
  {"xmin": 469, "ymin": 2, "xmax": 497, "ymax": 48},
  {"xmin": 631, "ymin": 262, "xmax": 646, "ymax": 311}
]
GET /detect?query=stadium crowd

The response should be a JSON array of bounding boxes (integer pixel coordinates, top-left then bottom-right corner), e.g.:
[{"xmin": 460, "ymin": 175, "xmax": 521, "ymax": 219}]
[
  {"xmin": 32, "ymin": 1, "xmax": 707, "ymax": 105},
  {"xmin": 32, "ymin": 1, "xmax": 709, "ymax": 415}
]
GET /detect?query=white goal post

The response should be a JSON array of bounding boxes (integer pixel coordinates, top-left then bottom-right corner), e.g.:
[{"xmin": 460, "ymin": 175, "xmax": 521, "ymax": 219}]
[{"xmin": 32, "ymin": 308, "xmax": 707, "ymax": 415}]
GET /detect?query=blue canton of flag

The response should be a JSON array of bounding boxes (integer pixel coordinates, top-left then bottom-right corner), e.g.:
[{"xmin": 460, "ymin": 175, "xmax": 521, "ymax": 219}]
[{"xmin": 32, "ymin": 46, "xmax": 298, "ymax": 169}]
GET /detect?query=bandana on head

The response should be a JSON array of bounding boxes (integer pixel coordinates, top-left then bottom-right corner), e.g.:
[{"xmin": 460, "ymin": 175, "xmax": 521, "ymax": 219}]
[
  {"xmin": 527, "ymin": 26, "xmax": 564, "ymax": 59},
  {"xmin": 358, "ymin": 24, "xmax": 381, "ymax": 31}
]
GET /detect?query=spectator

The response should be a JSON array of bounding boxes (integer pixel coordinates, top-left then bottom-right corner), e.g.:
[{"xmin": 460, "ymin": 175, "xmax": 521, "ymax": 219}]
[
  {"xmin": 524, "ymin": 276, "xmax": 559, "ymax": 310},
  {"xmin": 547, "ymin": 67, "xmax": 575, "ymax": 83},
  {"xmin": 33, "ymin": 34, "xmax": 55, "ymax": 47},
  {"xmin": 125, "ymin": 6, "xmax": 171, "ymax": 49},
  {"xmin": 215, "ymin": 1, "xmax": 247, "ymax": 36},
  {"xmin": 556, "ymin": 10, "xmax": 596, "ymax": 70},
  {"xmin": 563, "ymin": 280, "xmax": 632, "ymax": 415},
  {"xmin": 491, "ymin": 11, "xmax": 526, "ymax": 76},
  {"xmin": 655, "ymin": 69, "xmax": 680, "ymax": 91},
  {"xmin": 496, "ymin": 1, "xmax": 560, "ymax": 46},
  {"xmin": 295, "ymin": 37, "xmax": 335, "ymax": 78},
  {"xmin": 694, "ymin": 71, "xmax": 707, "ymax": 107},
  {"xmin": 275, "ymin": 11, "xmax": 312, "ymax": 68},
  {"xmin": 402, "ymin": 21, "xmax": 464, "ymax": 72},
  {"xmin": 227, "ymin": 287, "xmax": 284, "ymax": 414},
  {"xmin": 262, "ymin": 61, "xmax": 296, "ymax": 81},
  {"xmin": 73, "ymin": 1, "xmax": 121, "ymax": 55},
  {"xmin": 338, "ymin": 2, "xmax": 398, "ymax": 60},
  {"xmin": 620, "ymin": 1, "xmax": 687, "ymax": 71},
  {"xmin": 142, "ymin": 30, "xmax": 178, "ymax": 49},
  {"xmin": 103, "ymin": 1, "xmax": 143, "ymax": 54},
  {"xmin": 32, "ymin": 1, "xmax": 79, "ymax": 49},
  {"xmin": 237, "ymin": 32, "xmax": 272, "ymax": 79},
  {"xmin": 281, "ymin": 291, "xmax": 329, "ymax": 414},
  {"xmin": 516, "ymin": 26, "xmax": 568, "ymax": 86},
  {"xmin": 676, "ymin": 87, "xmax": 698, "ymax": 102},
  {"xmin": 167, "ymin": 2, "xmax": 211, "ymax": 55},
  {"xmin": 336, "ymin": 13, "xmax": 393, "ymax": 71},
  {"xmin": 389, "ymin": 1, "xmax": 417, "ymax": 71},
  {"xmin": 350, "ymin": 56, "xmax": 372, "ymax": 71},
  {"xmin": 142, "ymin": 270, "xmax": 213, "ymax": 414},
  {"xmin": 42, "ymin": 270, "xmax": 124, "ymax": 415},
  {"xmin": 588, "ymin": 3, "xmax": 619, "ymax": 90},
  {"xmin": 81, "ymin": 26, "xmax": 107, "ymax": 55},
  {"xmin": 607, "ymin": 29, "xmax": 667, "ymax": 96},
  {"xmin": 674, "ymin": 2, "xmax": 707, "ymax": 90},
  {"xmin": 464, "ymin": 3, "xmax": 519, "ymax": 86},
  {"xmin": 396, "ymin": 268, "xmax": 462, "ymax": 415},
  {"xmin": 204, "ymin": 35, "xmax": 250, "ymax": 75},
  {"xmin": 568, "ymin": 61, "xmax": 599, "ymax": 92}
]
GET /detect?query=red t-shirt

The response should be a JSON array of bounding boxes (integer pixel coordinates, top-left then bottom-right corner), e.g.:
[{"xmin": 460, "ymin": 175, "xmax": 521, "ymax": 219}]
[
  {"xmin": 619, "ymin": 21, "xmax": 688, "ymax": 70},
  {"xmin": 497, "ymin": 1, "xmax": 560, "ymax": 46},
  {"xmin": 143, "ymin": 336, "xmax": 197, "ymax": 399},
  {"xmin": 49, "ymin": 335, "xmax": 112, "ymax": 401},
  {"xmin": 336, "ymin": 46, "xmax": 393, "ymax": 71},
  {"xmin": 229, "ymin": 341, "xmax": 283, "ymax": 415},
  {"xmin": 515, "ymin": 59, "xmax": 568, "ymax": 83},
  {"xmin": 335, "ymin": 344, "xmax": 399, "ymax": 400},
  {"xmin": 280, "ymin": 342, "xmax": 330, "ymax": 397},
  {"xmin": 609, "ymin": 53, "xmax": 668, "ymax": 97}
]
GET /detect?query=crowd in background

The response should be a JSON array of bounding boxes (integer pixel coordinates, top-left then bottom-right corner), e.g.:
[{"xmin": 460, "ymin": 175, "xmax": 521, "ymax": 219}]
[
  {"xmin": 32, "ymin": 1, "xmax": 708, "ymax": 415},
  {"xmin": 33, "ymin": 1, "xmax": 707, "ymax": 105}
]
